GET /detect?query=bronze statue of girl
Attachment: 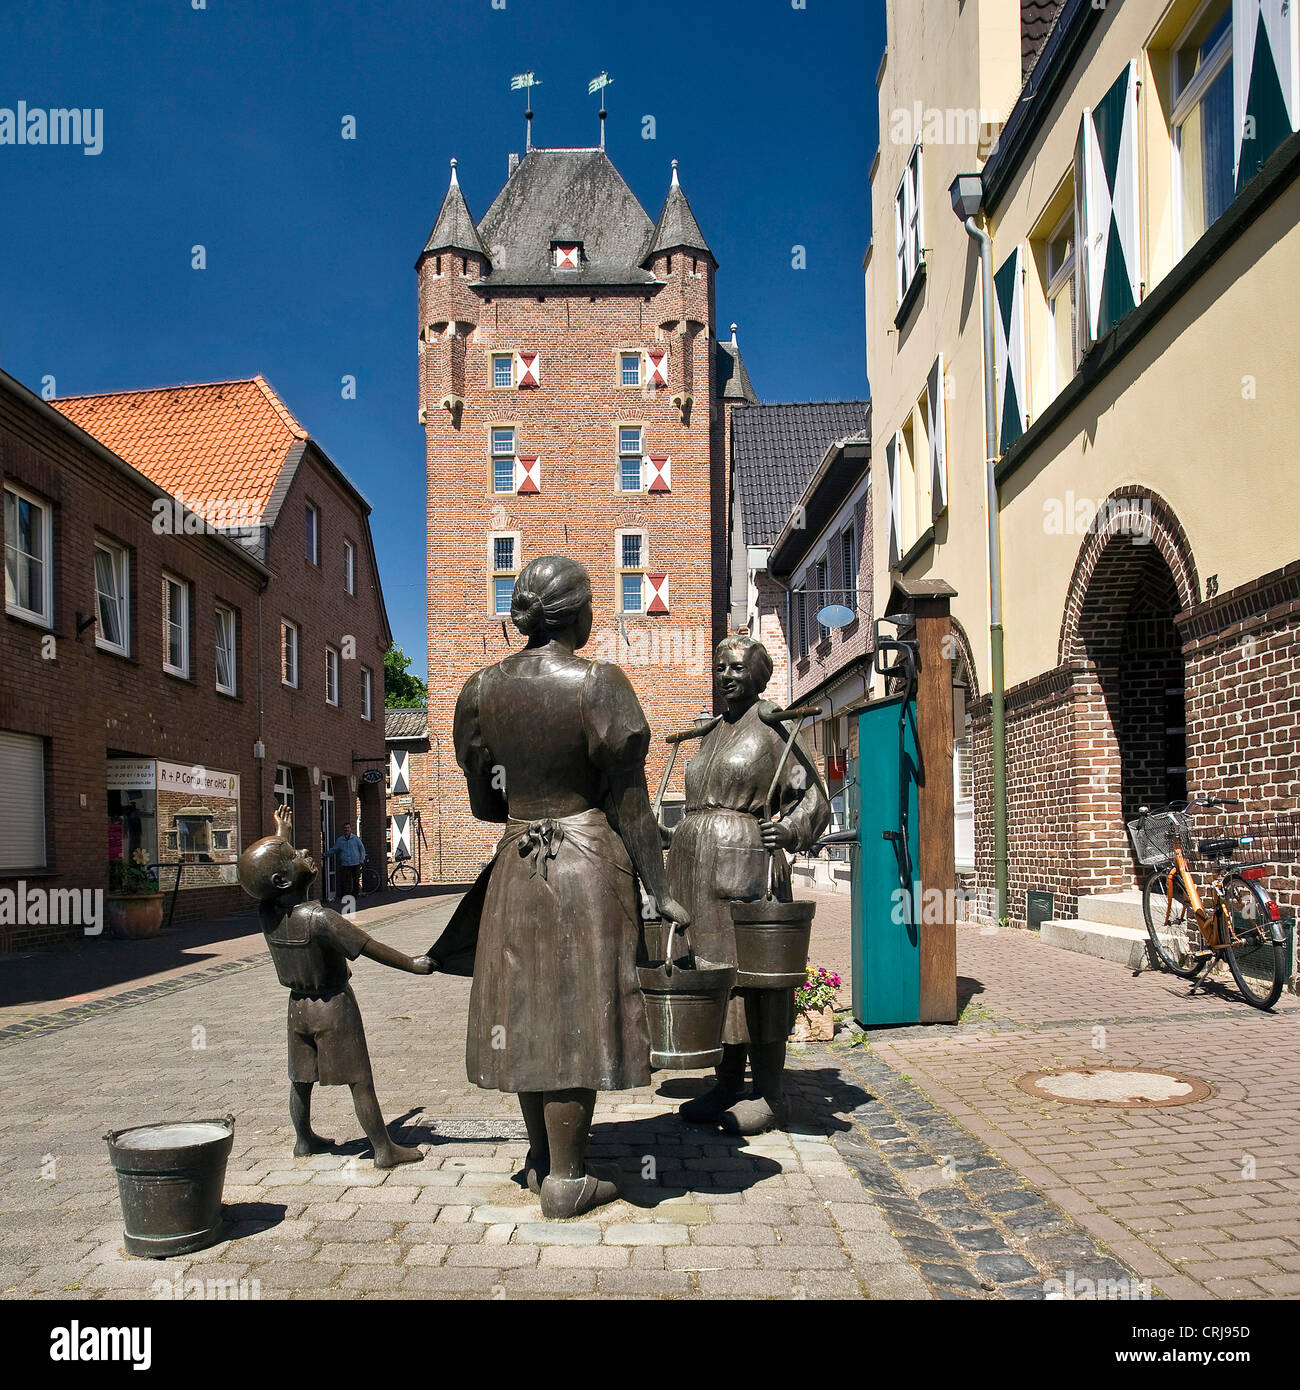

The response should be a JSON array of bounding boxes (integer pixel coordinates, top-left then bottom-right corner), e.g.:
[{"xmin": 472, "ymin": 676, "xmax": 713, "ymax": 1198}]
[{"xmin": 452, "ymin": 555, "xmax": 691, "ymax": 1219}]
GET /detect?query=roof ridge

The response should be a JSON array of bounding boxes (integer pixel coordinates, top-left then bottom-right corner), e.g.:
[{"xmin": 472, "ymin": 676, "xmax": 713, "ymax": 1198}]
[
  {"xmin": 252, "ymin": 374, "xmax": 309, "ymax": 440},
  {"xmin": 53, "ymin": 375, "xmax": 267, "ymax": 402}
]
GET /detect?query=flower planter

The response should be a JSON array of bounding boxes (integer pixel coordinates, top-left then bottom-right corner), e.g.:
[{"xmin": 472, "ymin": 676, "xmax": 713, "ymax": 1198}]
[
  {"xmin": 106, "ymin": 893, "xmax": 165, "ymax": 940},
  {"xmin": 791, "ymin": 1005, "xmax": 836, "ymax": 1042}
]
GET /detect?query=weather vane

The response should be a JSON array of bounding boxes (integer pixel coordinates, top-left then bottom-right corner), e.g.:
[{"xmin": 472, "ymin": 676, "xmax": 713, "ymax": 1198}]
[
  {"xmin": 588, "ymin": 71, "xmax": 613, "ymax": 149},
  {"xmin": 510, "ymin": 72, "xmax": 541, "ymax": 151}
]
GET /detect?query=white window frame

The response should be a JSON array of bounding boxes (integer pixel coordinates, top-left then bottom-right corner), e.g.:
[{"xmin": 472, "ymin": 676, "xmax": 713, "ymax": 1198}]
[
  {"xmin": 344, "ymin": 540, "xmax": 355, "ymax": 596},
  {"xmin": 214, "ymin": 602, "xmax": 237, "ymax": 695},
  {"xmin": 1171, "ymin": 0, "xmax": 1234, "ymax": 259},
  {"xmin": 618, "ymin": 425, "xmax": 645, "ymax": 492},
  {"xmin": 491, "ymin": 427, "xmax": 517, "ymax": 495},
  {"xmin": 93, "ymin": 536, "xmax": 130, "ymax": 656},
  {"xmin": 361, "ymin": 665, "xmax": 373, "ymax": 721},
  {"xmin": 894, "ymin": 142, "xmax": 924, "ymax": 307},
  {"xmin": 282, "ymin": 618, "xmax": 300, "ymax": 688},
  {"xmin": 162, "ymin": 572, "xmax": 190, "ymax": 678},
  {"xmin": 325, "ymin": 644, "xmax": 340, "ymax": 707},
  {"xmin": 305, "ymin": 503, "xmax": 320, "ymax": 565},
  {"xmin": 4, "ymin": 483, "xmax": 53, "ymax": 627},
  {"xmin": 490, "ymin": 531, "xmax": 520, "ymax": 616},
  {"xmin": 619, "ymin": 352, "xmax": 642, "ymax": 388},
  {"xmin": 274, "ymin": 764, "xmax": 295, "ymax": 824},
  {"xmin": 492, "ymin": 353, "xmax": 515, "ymax": 389},
  {"xmin": 1045, "ymin": 204, "xmax": 1079, "ymax": 400},
  {"xmin": 616, "ymin": 528, "xmax": 647, "ymax": 614}
]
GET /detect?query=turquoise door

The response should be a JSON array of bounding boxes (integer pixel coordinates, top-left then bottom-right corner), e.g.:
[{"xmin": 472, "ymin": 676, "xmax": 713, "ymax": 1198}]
[{"xmin": 852, "ymin": 695, "xmax": 921, "ymax": 1026}]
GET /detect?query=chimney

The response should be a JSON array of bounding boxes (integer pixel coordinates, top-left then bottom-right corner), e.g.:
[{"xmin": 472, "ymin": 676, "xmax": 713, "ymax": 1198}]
[{"xmin": 508, "ymin": 152, "xmax": 519, "ymax": 177}]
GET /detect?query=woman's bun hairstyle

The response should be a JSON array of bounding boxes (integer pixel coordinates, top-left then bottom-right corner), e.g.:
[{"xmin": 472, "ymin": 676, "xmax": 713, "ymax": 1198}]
[{"xmin": 510, "ymin": 587, "xmax": 548, "ymax": 637}]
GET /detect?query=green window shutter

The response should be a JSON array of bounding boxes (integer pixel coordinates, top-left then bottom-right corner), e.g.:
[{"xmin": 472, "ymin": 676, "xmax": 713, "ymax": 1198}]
[
  {"xmin": 927, "ymin": 355, "xmax": 948, "ymax": 520},
  {"xmin": 1075, "ymin": 62, "xmax": 1141, "ymax": 349},
  {"xmin": 886, "ymin": 432, "xmax": 902, "ymax": 566},
  {"xmin": 1234, "ymin": 0, "xmax": 1300, "ymax": 189},
  {"xmin": 993, "ymin": 248, "xmax": 1027, "ymax": 452}
]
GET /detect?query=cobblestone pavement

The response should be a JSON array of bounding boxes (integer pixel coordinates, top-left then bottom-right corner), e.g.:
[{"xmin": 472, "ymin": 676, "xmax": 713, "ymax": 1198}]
[{"xmin": 1, "ymin": 896, "xmax": 1293, "ymax": 1300}]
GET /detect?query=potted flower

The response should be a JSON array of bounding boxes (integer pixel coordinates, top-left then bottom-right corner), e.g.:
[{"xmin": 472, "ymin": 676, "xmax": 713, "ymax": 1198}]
[
  {"xmin": 792, "ymin": 965, "xmax": 842, "ymax": 1042},
  {"xmin": 106, "ymin": 850, "xmax": 164, "ymax": 939}
]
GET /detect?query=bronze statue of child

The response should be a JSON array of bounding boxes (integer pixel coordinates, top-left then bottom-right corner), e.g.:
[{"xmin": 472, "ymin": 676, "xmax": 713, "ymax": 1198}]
[{"xmin": 237, "ymin": 805, "xmax": 432, "ymax": 1167}]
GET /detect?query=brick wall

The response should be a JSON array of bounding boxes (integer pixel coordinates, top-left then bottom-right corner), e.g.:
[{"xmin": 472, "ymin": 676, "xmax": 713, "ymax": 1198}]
[{"xmin": 418, "ymin": 250, "xmax": 723, "ymax": 879}]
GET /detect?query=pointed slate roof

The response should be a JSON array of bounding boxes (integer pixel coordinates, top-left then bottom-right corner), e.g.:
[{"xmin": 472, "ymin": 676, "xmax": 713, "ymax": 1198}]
[
  {"xmin": 473, "ymin": 148, "xmax": 659, "ymax": 287},
  {"xmin": 644, "ymin": 162, "xmax": 714, "ymax": 263},
  {"xmin": 421, "ymin": 160, "xmax": 489, "ymax": 261},
  {"xmin": 715, "ymin": 337, "xmax": 757, "ymax": 404}
]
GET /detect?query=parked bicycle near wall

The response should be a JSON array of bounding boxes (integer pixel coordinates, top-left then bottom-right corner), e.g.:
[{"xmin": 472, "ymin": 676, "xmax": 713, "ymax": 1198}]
[
  {"xmin": 388, "ymin": 849, "xmax": 419, "ymax": 891},
  {"xmin": 1128, "ymin": 796, "xmax": 1291, "ymax": 1011}
]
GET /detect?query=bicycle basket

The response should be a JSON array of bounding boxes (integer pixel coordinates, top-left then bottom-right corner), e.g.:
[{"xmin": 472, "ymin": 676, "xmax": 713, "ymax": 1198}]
[{"xmin": 1127, "ymin": 811, "xmax": 1190, "ymax": 867}]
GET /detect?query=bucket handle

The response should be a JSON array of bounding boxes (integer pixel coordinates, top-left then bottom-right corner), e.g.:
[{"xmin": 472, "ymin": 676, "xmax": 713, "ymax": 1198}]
[{"xmin": 663, "ymin": 923, "xmax": 677, "ymax": 977}]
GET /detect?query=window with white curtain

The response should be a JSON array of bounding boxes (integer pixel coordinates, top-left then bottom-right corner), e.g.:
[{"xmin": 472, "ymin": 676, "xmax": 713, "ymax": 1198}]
[
  {"xmin": 162, "ymin": 573, "xmax": 189, "ymax": 677},
  {"xmin": 1172, "ymin": 0, "xmax": 1234, "ymax": 256},
  {"xmin": 94, "ymin": 539, "xmax": 129, "ymax": 654},
  {"xmin": 214, "ymin": 603, "xmax": 236, "ymax": 695},
  {"xmin": 4, "ymin": 484, "xmax": 53, "ymax": 625}
]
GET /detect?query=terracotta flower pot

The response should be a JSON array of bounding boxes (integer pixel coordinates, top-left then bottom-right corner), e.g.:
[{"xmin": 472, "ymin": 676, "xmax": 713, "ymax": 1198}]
[
  {"xmin": 791, "ymin": 1005, "xmax": 836, "ymax": 1042},
  {"xmin": 106, "ymin": 893, "xmax": 165, "ymax": 940}
]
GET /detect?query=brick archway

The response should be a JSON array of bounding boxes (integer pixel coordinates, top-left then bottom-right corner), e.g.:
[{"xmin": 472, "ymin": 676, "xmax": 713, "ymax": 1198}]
[{"xmin": 1058, "ymin": 488, "xmax": 1198, "ymax": 896}]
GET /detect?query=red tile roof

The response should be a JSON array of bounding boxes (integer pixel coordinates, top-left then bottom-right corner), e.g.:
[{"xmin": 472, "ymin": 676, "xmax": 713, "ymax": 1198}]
[{"xmin": 52, "ymin": 376, "xmax": 307, "ymax": 520}]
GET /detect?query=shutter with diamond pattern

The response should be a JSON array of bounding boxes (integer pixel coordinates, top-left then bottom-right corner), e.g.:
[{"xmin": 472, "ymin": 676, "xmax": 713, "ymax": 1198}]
[
  {"xmin": 644, "ymin": 573, "xmax": 669, "ymax": 614},
  {"xmin": 1075, "ymin": 61, "xmax": 1141, "ymax": 351},
  {"xmin": 885, "ymin": 433, "xmax": 902, "ymax": 567},
  {"xmin": 516, "ymin": 351, "xmax": 540, "ymax": 388},
  {"xmin": 389, "ymin": 750, "xmax": 410, "ymax": 797},
  {"xmin": 645, "ymin": 349, "xmax": 668, "ymax": 387},
  {"xmin": 993, "ymin": 248, "xmax": 1028, "ymax": 451},
  {"xmin": 927, "ymin": 354, "xmax": 948, "ymax": 520},
  {"xmin": 555, "ymin": 245, "xmax": 579, "ymax": 269},
  {"xmin": 1234, "ymin": 0, "xmax": 1299, "ymax": 188},
  {"xmin": 390, "ymin": 812, "xmax": 412, "ymax": 860},
  {"xmin": 643, "ymin": 456, "xmax": 672, "ymax": 492},
  {"xmin": 514, "ymin": 456, "xmax": 540, "ymax": 494}
]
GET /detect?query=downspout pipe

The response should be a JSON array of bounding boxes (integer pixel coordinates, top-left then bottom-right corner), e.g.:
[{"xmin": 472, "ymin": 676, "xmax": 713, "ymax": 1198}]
[{"xmin": 963, "ymin": 214, "xmax": 1009, "ymax": 925}]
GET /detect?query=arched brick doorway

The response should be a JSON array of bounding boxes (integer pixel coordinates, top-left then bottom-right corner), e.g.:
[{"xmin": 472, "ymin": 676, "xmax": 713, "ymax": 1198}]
[{"xmin": 1060, "ymin": 491, "xmax": 1199, "ymax": 895}]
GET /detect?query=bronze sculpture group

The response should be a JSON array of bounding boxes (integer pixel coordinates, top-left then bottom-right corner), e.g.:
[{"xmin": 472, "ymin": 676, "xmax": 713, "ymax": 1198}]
[{"xmin": 238, "ymin": 554, "xmax": 830, "ymax": 1218}]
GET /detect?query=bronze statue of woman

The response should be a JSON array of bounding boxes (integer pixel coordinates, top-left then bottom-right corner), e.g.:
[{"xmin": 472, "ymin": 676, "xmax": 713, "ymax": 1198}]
[
  {"xmin": 663, "ymin": 635, "xmax": 830, "ymax": 1135},
  {"xmin": 453, "ymin": 555, "xmax": 691, "ymax": 1219}
]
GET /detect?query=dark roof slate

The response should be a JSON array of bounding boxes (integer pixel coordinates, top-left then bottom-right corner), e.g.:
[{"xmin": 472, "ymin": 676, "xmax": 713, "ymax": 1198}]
[
  {"xmin": 715, "ymin": 340, "xmax": 758, "ymax": 403},
  {"xmin": 1022, "ymin": 0, "xmax": 1066, "ymax": 81},
  {"xmin": 422, "ymin": 172, "xmax": 489, "ymax": 260},
  {"xmin": 644, "ymin": 174, "xmax": 713, "ymax": 262},
  {"xmin": 732, "ymin": 401, "xmax": 871, "ymax": 548},
  {"xmin": 474, "ymin": 149, "xmax": 659, "ymax": 288},
  {"xmin": 385, "ymin": 707, "xmax": 429, "ymax": 740}
]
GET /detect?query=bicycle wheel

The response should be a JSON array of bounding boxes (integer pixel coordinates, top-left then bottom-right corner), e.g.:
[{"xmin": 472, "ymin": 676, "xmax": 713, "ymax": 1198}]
[
  {"xmin": 358, "ymin": 866, "xmax": 380, "ymax": 896},
  {"xmin": 1220, "ymin": 875, "xmax": 1285, "ymax": 1011},
  {"xmin": 389, "ymin": 862, "xmax": 417, "ymax": 891},
  {"xmin": 1142, "ymin": 870, "xmax": 1206, "ymax": 978}
]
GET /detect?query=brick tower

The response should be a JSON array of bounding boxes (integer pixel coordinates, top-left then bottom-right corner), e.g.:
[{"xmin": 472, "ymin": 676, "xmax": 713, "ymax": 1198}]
[{"xmin": 416, "ymin": 147, "xmax": 755, "ymax": 880}]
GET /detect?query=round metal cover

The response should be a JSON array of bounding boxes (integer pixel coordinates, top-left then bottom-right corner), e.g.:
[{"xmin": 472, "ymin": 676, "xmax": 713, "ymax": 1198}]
[
  {"xmin": 816, "ymin": 603, "xmax": 856, "ymax": 629},
  {"xmin": 1016, "ymin": 1067, "xmax": 1212, "ymax": 1109}
]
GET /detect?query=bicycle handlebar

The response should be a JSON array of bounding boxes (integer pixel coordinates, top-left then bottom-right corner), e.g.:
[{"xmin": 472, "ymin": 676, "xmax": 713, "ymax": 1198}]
[{"xmin": 1141, "ymin": 795, "xmax": 1242, "ymax": 818}]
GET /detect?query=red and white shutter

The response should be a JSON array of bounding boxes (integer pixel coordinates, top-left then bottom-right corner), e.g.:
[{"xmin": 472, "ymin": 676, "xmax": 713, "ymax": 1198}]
[
  {"xmin": 516, "ymin": 351, "xmax": 540, "ymax": 388},
  {"xmin": 644, "ymin": 573, "xmax": 670, "ymax": 614},
  {"xmin": 645, "ymin": 349, "xmax": 668, "ymax": 387},
  {"xmin": 643, "ymin": 456, "xmax": 672, "ymax": 493},
  {"xmin": 555, "ymin": 244, "xmax": 579, "ymax": 269},
  {"xmin": 389, "ymin": 750, "xmax": 410, "ymax": 797},
  {"xmin": 514, "ymin": 456, "xmax": 540, "ymax": 494}
]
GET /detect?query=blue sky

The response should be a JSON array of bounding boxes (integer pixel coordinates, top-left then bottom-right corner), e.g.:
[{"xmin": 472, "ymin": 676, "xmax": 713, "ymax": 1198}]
[{"xmin": 0, "ymin": 0, "xmax": 884, "ymax": 669}]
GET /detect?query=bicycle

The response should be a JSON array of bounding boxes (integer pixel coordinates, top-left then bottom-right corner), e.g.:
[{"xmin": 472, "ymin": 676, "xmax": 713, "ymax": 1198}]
[
  {"xmin": 357, "ymin": 864, "xmax": 381, "ymax": 897},
  {"xmin": 1129, "ymin": 796, "xmax": 1288, "ymax": 1011},
  {"xmin": 388, "ymin": 854, "xmax": 419, "ymax": 891}
]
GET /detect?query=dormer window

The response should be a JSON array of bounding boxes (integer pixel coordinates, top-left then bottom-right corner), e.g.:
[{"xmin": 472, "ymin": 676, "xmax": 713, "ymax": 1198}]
[{"xmin": 554, "ymin": 243, "xmax": 581, "ymax": 270}]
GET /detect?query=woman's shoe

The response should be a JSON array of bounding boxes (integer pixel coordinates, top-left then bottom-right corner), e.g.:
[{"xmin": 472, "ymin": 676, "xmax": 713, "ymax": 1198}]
[
  {"xmin": 523, "ymin": 1147, "xmax": 549, "ymax": 1194},
  {"xmin": 719, "ymin": 1095, "xmax": 789, "ymax": 1136},
  {"xmin": 539, "ymin": 1166, "xmax": 621, "ymax": 1219},
  {"xmin": 677, "ymin": 1085, "xmax": 744, "ymax": 1124}
]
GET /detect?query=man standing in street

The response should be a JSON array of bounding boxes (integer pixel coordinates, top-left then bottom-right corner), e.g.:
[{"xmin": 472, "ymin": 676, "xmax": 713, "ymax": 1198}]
[{"xmin": 327, "ymin": 821, "xmax": 367, "ymax": 903}]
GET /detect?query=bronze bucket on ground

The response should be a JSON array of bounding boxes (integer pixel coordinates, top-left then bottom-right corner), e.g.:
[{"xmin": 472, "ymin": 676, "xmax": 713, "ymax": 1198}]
[
  {"xmin": 730, "ymin": 897, "xmax": 816, "ymax": 988},
  {"xmin": 637, "ymin": 923, "xmax": 736, "ymax": 1070},
  {"xmin": 104, "ymin": 1115, "xmax": 234, "ymax": 1258}
]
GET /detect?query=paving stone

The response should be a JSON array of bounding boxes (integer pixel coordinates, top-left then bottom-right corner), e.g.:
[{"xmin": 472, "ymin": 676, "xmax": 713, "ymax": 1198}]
[
  {"xmin": 540, "ymin": 1245, "xmax": 630, "ymax": 1269},
  {"xmin": 603, "ymin": 1223, "xmax": 689, "ymax": 1246},
  {"xmin": 917, "ymin": 1262, "xmax": 984, "ymax": 1290},
  {"xmin": 445, "ymin": 1245, "xmax": 538, "ymax": 1269},
  {"xmin": 515, "ymin": 1222, "xmax": 602, "ymax": 1246},
  {"xmin": 976, "ymin": 1253, "xmax": 1038, "ymax": 1283},
  {"xmin": 596, "ymin": 1270, "xmax": 693, "ymax": 1296}
]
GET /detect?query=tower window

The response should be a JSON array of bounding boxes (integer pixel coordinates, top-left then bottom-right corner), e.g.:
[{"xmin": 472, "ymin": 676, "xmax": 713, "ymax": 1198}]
[
  {"xmin": 434, "ymin": 255, "xmax": 443, "ymax": 276},
  {"xmin": 492, "ymin": 354, "xmax": 514, "ymax": 388},
  {"xmin": 617, "ymin": 529, "xmax": 647, "ymax": 614},
  {"xmin": 618, "ymin": 427, "xmax": 644, "ymax": 492},
  {"xmin": 490, "ymin": 533, "xmax": 520, "ymax": 615},
  {"xmin": 620, "ymin": 353, "xmax": 642, "ymax": 387},
  {"xmin": 492, "ymin": 428, "xmax": 516, "ymax": 494}
]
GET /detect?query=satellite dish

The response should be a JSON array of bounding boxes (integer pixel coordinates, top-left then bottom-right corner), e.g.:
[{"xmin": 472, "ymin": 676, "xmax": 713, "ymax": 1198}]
[{"xmin": 816, "ymin": 604, "xmax": 856, "ymax": 629}]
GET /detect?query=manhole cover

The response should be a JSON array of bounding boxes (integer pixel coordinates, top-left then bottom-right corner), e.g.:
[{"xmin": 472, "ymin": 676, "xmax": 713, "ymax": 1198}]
[{"xmin": 1016, "ymin": 1067, "xmax": 1212, "ymax": 1109}]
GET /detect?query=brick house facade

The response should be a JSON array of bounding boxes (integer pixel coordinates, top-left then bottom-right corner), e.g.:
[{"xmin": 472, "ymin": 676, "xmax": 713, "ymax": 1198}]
[
  {"xmin": 0, "ymin": 370, "xmax": 391, "ymax": 951},
  {"xmin": 416, "ymin": 151, "xmax": 753, "ymax": 878}
]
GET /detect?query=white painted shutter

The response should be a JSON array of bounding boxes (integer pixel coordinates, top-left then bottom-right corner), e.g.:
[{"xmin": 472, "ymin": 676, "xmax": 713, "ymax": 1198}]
[
  {"xmin": 514, "ymin": 455, "xmax": 540, "ymax": 494},
  {"xmin": 1074, "ymin": 62, "xmax": 1141, "ymax": 350},
  {"xmin": 391, "ymin": 812, "xmax": 412, "ymax": 860},
  {"xmin": 389, "ymin": 749, "xmax": 409, "ymax": 797},
  {"xmin": 894, "ymin": 183, "xmax": 907, "ymax": 306},
  {"xmin": 927, "ymin": 354, "xmax": 947, "ymax": 519},
  {"xmin": 515, "ymin": 351, "xmax": 540, "ymax": 388},
  {"xmin": 993, "ymin": 247, "xmax": 1028, "ymax": 451},
  {"xmin": 0, "ymin": 731, "xmax": 46, "ymax": 871},
  {"xmin": 885, "ymin": 432, "xmax": 902, "ymax": 567},
  {"xmin": 644, "ymin": 573, "xmax": 670, "ymax": 614},
  {"xmin": 1234, "ymin": 0, "xmax": 1300, "ymax": 187}
]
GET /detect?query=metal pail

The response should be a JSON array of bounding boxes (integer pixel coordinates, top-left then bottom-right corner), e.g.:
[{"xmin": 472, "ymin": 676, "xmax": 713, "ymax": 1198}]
[
  {"xmin": 730, "ymin": 898, "xmax": 816, "ymax": 988},
  {"xmin": 637, "ymin": 924, "xmax": 736, "ymax": 1070},
  {"xmin": 104, "ymin": 1115, "xmax": 235, "ymax": 1258}
]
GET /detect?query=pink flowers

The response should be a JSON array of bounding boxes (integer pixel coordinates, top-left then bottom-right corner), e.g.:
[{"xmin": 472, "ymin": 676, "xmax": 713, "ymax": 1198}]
[{"xmin": 796, "ymin": 964, "xmax": 842, "ymax": 1012}]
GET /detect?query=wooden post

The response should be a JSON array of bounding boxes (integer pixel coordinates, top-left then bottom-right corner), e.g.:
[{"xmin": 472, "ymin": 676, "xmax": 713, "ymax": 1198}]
[{"xmin": 906, "ymin": 582, "xmax": 958, "ymax": 1022}]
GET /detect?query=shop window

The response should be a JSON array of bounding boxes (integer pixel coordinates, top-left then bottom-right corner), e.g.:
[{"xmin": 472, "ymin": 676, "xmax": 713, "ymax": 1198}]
[
  {"xmin": 4, "ymin": 483, "xmax": 53, "ymax": 626},
  {"xmin": 176, "ymin": 810, "xmax": 213, "ymax": 862}
]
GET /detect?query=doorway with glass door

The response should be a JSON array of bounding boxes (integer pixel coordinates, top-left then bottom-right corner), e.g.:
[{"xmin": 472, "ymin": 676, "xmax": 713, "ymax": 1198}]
[{"xmin": 319, "ymin": 775, "xmax": 337, "ymax": 901}]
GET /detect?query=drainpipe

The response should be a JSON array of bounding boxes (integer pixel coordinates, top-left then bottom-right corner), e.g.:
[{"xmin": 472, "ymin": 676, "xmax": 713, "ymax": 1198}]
[{"xmin": 963, "ymin": 212, "xmax": 1009, "ymax": 926}]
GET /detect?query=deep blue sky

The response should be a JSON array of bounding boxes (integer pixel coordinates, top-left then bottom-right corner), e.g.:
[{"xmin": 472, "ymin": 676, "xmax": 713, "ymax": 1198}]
[{"xmin": 0, "ymin": 0, "xmax": 884, "ymax": 669}]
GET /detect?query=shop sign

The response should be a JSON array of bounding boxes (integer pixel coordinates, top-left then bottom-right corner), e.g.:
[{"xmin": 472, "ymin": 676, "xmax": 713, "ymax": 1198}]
[
  {"xmin": 107, "ymin": 758, "xmax": 156, "ymax": 792},
  {"xmin": 156, "ymin": 761, "xmax": 239, "ymax": 800}
]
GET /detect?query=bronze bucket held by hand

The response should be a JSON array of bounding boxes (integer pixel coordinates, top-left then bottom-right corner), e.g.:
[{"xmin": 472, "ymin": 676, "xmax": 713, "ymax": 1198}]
[
  {"xmin": 730, "ymin": 891, "xmax": 816, "ymax": 990},
  {"xmin": 637, "ymin": 922, "xmax": 736, "ymax": 1070}
]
